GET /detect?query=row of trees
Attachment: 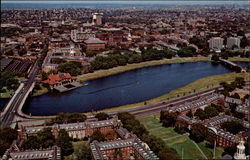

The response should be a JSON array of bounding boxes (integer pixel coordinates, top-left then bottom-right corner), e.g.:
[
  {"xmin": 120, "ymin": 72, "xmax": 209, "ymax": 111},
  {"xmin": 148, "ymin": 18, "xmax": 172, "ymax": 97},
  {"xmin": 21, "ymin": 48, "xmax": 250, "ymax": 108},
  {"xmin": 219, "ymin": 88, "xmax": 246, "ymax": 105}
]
[
  {"xmin": 117, "ymin": 112, "xmax": 180, "ymax": 160},
  {"xmin": 219, "ymin": 77, "xmax": 245, "ymax": 97},
  {"xmin": 90, "ymin": 48, "xmax": 177, "ymax": 71},
  {"xmin": 49, "ymin": 112, "xmax": 87, "ymax": 124},
  {"xmin": 58, "ymin": 61, "xmax": 82, "ymax": 76}
]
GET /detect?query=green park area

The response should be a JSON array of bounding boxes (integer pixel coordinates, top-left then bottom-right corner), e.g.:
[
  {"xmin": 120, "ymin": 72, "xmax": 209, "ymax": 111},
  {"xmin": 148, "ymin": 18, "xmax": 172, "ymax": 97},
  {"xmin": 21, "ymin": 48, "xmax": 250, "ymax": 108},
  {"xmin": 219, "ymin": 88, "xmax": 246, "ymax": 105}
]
[{"xmin": 139, "ymin": 115, "xmax": 224, "ymax": 159}]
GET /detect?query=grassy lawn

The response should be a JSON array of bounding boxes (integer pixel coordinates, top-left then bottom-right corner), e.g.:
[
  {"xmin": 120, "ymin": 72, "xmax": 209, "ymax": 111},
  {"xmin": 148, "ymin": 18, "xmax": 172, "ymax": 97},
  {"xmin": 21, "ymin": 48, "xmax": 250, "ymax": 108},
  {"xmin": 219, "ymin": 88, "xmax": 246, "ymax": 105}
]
[
  {"xmin": 139, "ymin": 115, "xmax": 224, "ymax": 160},
  {"xmin": 0, "ymin": 87, "xmax": 14, "ymax": 98},
  {"xmin": 32, "ymin": 84, "xmax": 49, "ymax": 97},
  {"xmin": 228, "ymin": 57, "xmax": 250, "ymax": 62},
  {"xmin": 198, "ymin": 141, "xmax": 224, "ymax": 159},
  {"xmin": 99, "ymin": 72, "xmax": 249, "ymax": 113},
  {"xmin": 64, "ymin": 141, "xmax": 87, "ymax": 160}
]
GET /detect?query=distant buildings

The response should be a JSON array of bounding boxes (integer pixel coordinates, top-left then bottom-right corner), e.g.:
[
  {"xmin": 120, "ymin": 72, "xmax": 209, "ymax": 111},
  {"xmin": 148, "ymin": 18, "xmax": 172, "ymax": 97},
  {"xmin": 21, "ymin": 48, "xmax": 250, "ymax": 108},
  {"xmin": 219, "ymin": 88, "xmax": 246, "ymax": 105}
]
[
  {"xmin": 227, "ymin": 37, "xmax": 240, "ymax": 49},
  {"xmin": 209, "ymin": 37, "xmax": 224, "ymax": 50},
  {"xmin": 71, "ymin": 28, "xmax": 95, "ymax": 43}
]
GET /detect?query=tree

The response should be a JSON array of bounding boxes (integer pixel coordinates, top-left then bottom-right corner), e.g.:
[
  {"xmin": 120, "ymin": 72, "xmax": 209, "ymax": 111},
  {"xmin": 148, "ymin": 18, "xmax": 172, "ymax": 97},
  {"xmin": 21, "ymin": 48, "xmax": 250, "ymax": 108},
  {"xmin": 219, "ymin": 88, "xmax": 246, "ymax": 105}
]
[
  {"xmin": 211, "ymin": 54, "xmax": 220, "ymax": 61},
  {"xmin": 90, "ymin": 130, "xmax": 106, "ymax": 142},
  {"xmin": 73, "ymin": 143, "xmax": 92, "ymax": 160},
  {"xmin": 158, "ymin": 147, "xmax": 180, "ymax": 160},
  {"xmin": 58, "ymin": 61, "xmax": 82, "ymax": 76},
  {"xmin": 37, "ymin": 128, "xmax": 55, "ymax": 148},
  {"xmin": 56, "ymin": 129, "xmax": 73, "ymax": 156},
  {"xmin": 194, "ymin": 108, "xmax": 207, "ymax": 120},
  {"xmin": 190, "ymin": 123, "xmax": 207, "ymax": 143},
  {"xmin": 51, "ymin": 112, "xmax": 86, "ymax": 124},
  {"xmin": 0, "ymin": 128, "xmax": 18, "ymax": 156},
  {"xmin": 240, "ymin": 36, "xmax": 249, "ymax": 48},
  {"xmin": 186, "ymin": 110, "xmax": 193, "ymax": 118},
  {"xmin": 95, "ymin": 112, "xmax": 109, "ymax": 121},
  {"xmin": 174, "ymin": 120, "xmax": 188, "ymax": 134},
  {"xmin": 221, "ymin": 120, "xmax": 244, "ymax": 134},
  {"xmin": 160, "ymin": 111, "xmax": 178, "ymax": 127},
  {"xmin": 142, "ymin": 134, "xmax": 165, "ymax": 154},
  {"xmin": 204, "ymin": 106, "xmax": 219, "ymax": 118},
  {"xmin": 23, "ymin": 128, "xmax": 55, "ymax": 150}
]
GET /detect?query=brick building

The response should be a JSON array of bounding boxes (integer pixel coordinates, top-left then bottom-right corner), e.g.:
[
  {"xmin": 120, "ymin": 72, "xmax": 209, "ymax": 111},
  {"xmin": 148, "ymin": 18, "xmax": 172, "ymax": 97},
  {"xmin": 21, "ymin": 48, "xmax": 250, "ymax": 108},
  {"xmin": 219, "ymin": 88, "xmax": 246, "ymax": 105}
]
[
  {"xmin": 84, "ymin": 38, "xmax": 106, "ymax": 51},
  {"xmin": 90, "ymin": 137, "xmax": 159, "ymax": 160},
  {"xmin": 19, "ymin": 117, "xmax": 121, "ymax": 139},
  {"xmin": 2, "ymin": 142, "xmax": 61, "ymax": 160}
]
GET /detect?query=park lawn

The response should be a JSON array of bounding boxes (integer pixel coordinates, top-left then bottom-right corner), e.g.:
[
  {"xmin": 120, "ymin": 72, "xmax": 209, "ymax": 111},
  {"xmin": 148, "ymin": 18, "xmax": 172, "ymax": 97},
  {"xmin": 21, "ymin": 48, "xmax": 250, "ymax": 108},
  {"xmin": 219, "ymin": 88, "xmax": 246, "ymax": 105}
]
[
  {"xmin": 198, "ymin": 141, "xmax": 224, "ymax": 159},
  {"xmin": 168, "ymin": 137, "xmax": 205, "ymax": 160},
  {"xmin": 139, "ymin": 115, "xmax": 224, "ymax": 160}
]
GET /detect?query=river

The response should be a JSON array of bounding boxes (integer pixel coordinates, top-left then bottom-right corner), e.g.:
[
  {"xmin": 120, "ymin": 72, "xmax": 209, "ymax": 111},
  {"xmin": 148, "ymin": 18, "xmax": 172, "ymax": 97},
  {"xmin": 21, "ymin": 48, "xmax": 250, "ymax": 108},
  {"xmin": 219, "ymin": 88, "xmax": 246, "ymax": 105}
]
[{"xmin": 0, "ymin": 61, "xmax": 248, "ymax": 115}]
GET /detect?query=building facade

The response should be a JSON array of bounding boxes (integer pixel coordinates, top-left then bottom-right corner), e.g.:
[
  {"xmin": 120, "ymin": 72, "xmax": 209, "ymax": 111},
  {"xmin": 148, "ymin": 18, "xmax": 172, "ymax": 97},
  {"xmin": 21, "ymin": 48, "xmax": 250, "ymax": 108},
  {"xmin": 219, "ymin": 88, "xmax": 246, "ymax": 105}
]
[
  {"xmin": 227, "ymin": 37, "xmax": 240, "ymax": 49},
  {"xmin": 209, "ymin": 37, "xmax": 224, "ymax": 50},
  {"xmin": 20, "ymin": 117, "xmax": 121, "ymax": 139}
]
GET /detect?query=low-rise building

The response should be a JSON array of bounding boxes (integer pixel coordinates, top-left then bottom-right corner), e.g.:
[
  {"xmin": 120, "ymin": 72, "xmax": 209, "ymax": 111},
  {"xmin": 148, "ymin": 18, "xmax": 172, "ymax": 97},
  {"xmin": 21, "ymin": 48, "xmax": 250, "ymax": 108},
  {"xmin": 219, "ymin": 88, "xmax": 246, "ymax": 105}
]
[
  {"xmin": 84, "ymin": 38, "xmax": 106, "ymax": 51},
  {"xmin": 90, "ymin": 138, "xmax": 159, "ymax": 160},
  {"xmin": 20, "ymin": 117, "xmax": 121, "ymax": 139},
  {"xmin": 2, "ymin": 143, "xmax": 61, "ymax": 160}
]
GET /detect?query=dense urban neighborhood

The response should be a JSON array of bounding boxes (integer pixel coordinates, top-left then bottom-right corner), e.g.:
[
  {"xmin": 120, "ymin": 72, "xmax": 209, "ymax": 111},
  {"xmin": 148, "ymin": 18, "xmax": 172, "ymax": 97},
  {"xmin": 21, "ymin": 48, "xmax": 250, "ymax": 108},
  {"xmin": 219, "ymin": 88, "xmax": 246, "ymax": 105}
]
[{"xmin": 0, "ymin": 1, "xmax": 249, "ymax": 160}]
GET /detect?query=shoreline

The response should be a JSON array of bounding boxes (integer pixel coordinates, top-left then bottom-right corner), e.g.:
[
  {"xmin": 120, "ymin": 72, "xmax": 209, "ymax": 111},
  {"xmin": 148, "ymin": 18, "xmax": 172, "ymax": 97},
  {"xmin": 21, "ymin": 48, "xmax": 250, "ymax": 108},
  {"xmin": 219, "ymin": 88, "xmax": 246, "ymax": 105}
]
[
  {"xmin": 96, "ymin": 72, "xmax": 250, "ymax": 113},
  {"xmin": 1, "ymin": 56, "xmax": 249, "ymax": 99},
  {"xmin": 21, "ymin": 72, "xmax": 249, "ymax": 117}
]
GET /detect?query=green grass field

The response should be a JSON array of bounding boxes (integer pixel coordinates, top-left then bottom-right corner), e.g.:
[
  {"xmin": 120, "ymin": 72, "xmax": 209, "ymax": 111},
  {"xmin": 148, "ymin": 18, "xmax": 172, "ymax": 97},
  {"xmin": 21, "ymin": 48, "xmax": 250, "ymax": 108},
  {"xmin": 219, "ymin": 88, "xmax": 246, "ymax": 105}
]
[{"xmin": 139, "ymin": 115, "xmax": 224, "ymax": 159}]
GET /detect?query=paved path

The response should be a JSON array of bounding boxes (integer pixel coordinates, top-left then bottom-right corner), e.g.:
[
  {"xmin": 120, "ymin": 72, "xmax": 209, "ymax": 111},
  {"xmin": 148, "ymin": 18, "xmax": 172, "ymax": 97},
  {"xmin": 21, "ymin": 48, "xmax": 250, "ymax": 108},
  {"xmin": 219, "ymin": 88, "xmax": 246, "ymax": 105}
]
[
  {"xmin": 148, "ymin": 126, "xmax": 164, "ymax": 131},
  {"xmin": 163, "ymin": 133, "xmax": 189, "ymax": 141},
  {"xmin": 191, "ymin": 140, "xmax": 208, "ymax": 160}
]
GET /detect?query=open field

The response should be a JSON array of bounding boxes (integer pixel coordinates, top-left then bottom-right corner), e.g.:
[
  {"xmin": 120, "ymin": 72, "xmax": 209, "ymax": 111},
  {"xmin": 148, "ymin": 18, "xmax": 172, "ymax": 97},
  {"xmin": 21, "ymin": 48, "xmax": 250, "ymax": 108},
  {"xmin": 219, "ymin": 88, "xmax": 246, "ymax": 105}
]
[
  {"xmin": 139, "ymin": 115, "xmax": 224, "ymax": 159},
  {"xmin": 99, "ymin": 72, "xmax": 249, "ymax": 113}
]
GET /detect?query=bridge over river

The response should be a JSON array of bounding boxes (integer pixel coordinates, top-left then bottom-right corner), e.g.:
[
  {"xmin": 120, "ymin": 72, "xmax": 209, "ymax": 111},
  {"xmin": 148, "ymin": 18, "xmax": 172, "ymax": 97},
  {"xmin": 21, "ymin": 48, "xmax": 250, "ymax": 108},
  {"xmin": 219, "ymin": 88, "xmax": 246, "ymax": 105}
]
[{"xmin": 220, "ymin": 58, "xmax": 246, "ymax": 72}]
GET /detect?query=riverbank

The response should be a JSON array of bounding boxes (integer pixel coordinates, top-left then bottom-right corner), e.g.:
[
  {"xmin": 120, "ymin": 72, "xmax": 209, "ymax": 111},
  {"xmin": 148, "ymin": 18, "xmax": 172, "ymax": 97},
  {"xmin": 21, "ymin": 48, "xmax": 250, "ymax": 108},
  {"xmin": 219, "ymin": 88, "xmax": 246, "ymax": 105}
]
[
  {"xmin": 98, "ymin": 72, "xmax": 250, "ymax": 113},
  {"xmin": 24, "ymin": 57, "xmax": 250, "ymax": 98}
]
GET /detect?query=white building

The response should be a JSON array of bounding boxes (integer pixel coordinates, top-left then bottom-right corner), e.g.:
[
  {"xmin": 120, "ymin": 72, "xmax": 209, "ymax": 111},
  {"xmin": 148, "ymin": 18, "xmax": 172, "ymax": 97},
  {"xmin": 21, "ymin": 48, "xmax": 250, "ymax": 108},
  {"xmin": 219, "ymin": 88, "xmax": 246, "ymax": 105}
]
[
  {"xmin": 92, "ymin": 13, "xmax": 102, "ymax": 25},
  {"xmin": 234, "ymin": 140, "xmax": 247, "ymax": 160},
  {"xmin": 227, "ymin": 37, "xmax": 240, "ymax": 49},
  {"xmin": 209, "ymin": 37, "xmax": 224, "ymax": 50}
]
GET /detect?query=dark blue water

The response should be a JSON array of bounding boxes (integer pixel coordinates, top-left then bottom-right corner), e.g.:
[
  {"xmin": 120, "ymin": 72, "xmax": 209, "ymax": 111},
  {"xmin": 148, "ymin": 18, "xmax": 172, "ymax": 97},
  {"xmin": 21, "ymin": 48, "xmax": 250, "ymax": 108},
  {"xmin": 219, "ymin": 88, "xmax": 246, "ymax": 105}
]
[{"xmin": 20, "ymin": 62, "xmax": 236, "ymax": 116}]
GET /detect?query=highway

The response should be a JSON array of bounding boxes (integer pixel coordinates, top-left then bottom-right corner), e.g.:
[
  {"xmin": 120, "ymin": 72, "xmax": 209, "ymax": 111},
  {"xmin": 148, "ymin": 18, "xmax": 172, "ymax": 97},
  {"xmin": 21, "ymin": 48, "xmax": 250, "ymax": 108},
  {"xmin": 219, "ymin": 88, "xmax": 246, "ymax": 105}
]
[{"xmin": 0, "ymin": 61, "xmax": 39, "ymax": 129}]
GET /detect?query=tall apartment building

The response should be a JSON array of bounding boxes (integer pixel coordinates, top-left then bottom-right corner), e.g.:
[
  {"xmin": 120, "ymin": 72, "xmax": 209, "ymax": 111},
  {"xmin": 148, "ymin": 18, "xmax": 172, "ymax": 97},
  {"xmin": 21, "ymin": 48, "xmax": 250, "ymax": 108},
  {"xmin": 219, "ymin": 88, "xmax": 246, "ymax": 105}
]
[
  {"xmin": 92, "ymin": 13, "xmax": 102, "ymax": 25},
  {"xmin": 227, "ymin": 37, "xmax": 240, "ymax": 48},
  {"xmin": 209, "ymin": 37, "xmax": 224, "ymax": 50}
]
